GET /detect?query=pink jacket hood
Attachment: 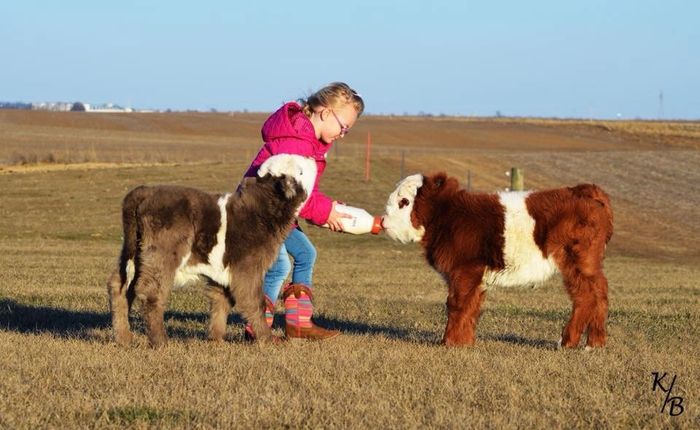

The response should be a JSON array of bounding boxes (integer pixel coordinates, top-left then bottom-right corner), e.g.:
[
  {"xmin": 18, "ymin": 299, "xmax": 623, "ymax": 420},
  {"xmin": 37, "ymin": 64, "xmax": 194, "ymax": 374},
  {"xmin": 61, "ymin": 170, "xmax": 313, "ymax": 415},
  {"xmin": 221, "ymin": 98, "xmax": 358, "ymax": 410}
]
[{"xmin": 243, "ymin": 102, "xmax": 334, "ymax": 225}]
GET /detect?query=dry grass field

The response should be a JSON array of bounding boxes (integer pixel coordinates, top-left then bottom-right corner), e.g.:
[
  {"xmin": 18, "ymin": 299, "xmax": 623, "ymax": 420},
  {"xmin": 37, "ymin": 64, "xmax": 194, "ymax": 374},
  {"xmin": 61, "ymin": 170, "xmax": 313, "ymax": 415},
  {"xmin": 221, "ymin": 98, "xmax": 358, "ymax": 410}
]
[{"xmin": 1, "ymin": 111, "xmax": 699, "ymax": 428}]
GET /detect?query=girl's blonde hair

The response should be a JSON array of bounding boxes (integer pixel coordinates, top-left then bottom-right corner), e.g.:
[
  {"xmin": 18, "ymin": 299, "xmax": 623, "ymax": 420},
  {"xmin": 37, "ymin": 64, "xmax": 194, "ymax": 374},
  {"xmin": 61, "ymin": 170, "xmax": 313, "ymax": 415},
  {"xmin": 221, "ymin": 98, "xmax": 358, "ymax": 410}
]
[{"xmin": 300, "ymin": 82, "xmax": 365, "ymax": 118}]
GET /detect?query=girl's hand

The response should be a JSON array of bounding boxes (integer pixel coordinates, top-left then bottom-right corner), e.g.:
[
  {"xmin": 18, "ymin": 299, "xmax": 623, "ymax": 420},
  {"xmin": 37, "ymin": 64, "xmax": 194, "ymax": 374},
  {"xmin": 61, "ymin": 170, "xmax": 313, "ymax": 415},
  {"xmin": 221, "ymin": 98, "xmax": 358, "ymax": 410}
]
[{"xmin": 326, "ymin": 201, "xmax": 353, "ymax": 232}]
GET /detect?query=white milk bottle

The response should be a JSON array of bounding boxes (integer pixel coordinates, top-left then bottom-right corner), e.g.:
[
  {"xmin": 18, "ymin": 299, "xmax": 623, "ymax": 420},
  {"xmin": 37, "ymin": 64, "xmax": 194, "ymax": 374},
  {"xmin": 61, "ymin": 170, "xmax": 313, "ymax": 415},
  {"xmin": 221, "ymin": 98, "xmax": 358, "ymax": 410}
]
[{"xmin": 323, "ymin": 204, "xmax": 383, "ymax": 235}]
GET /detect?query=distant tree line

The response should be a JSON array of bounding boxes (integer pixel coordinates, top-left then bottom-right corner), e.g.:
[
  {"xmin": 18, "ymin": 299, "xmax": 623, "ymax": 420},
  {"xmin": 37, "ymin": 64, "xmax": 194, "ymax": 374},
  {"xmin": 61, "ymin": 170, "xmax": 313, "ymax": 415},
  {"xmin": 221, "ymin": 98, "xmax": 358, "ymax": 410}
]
[{"xmin": 0, "ymin": 102, "xmax": 32, "ymax": 110}]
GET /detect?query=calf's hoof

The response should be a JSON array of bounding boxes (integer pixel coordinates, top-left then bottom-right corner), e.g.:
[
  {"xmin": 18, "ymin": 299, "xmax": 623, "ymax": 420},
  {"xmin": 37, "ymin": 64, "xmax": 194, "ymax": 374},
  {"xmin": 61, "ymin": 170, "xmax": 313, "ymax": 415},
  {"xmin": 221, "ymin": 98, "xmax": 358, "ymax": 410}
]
[
  {"xmin": 114, "ymin": 330, "xmax": 133, "ymax": 346},
  {"xmin": 442, "ymin": 336, "xmax": 475, "ymax": 347}
]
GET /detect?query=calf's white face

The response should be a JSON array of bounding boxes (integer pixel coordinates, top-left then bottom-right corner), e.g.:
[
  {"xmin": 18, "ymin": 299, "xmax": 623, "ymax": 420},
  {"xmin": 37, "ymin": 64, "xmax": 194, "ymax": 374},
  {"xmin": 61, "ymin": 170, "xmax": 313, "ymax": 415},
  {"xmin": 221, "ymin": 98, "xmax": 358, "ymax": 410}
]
[
  {"xmin": 258, "ymin": 154, "xmax": 317, "ymax": 213},
  {"xmin": 382, "ymin": 174, "xmax": 426, "ymax": 243}
]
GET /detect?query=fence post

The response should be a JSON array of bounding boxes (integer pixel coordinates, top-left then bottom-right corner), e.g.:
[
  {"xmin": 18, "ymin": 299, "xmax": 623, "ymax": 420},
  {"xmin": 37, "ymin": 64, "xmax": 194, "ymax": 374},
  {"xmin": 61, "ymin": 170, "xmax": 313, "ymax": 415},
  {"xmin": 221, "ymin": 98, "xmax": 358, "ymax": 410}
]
[
  {"xmin": 365, "ymin": 131, "xmax": 371, "ymax": 182},
  {"xmin": 509, "ymin": 167, "xmax": 524, "ymax": 191}
]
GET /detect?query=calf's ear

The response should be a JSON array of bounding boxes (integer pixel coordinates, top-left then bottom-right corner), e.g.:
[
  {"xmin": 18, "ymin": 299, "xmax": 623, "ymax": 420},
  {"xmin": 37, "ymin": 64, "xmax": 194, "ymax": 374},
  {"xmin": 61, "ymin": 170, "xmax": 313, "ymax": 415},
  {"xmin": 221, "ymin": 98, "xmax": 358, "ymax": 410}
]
[{"xmin": 430, "ymin": 172, "xmax": 448, "ymax": 189}]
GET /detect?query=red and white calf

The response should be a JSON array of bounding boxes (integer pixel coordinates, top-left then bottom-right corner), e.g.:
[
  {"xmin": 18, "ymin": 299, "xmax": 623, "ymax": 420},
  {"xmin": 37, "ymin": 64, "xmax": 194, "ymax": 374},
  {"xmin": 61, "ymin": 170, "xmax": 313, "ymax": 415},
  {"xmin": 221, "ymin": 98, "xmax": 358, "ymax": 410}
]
[{"xmin": 382, "ymin": 173, "xmax": 613, "ymax": 349}]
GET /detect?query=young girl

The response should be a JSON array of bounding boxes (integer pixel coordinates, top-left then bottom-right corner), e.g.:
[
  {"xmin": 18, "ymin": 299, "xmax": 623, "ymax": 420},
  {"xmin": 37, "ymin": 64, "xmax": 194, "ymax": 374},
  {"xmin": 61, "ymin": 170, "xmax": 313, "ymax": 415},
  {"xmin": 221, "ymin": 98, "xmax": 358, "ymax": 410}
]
[{"xmin": 241, "ymin": 82, "xmax": 364, "ymax": 341}]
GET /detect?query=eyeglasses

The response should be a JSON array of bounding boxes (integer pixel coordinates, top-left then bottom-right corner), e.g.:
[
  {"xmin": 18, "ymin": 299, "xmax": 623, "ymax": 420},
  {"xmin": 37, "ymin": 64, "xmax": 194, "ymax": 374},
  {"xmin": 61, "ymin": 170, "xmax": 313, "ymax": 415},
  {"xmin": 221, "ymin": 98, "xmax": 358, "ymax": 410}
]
[{"xmin": 330, "ymin": 110, "xmax": 350, "ymax": 137}]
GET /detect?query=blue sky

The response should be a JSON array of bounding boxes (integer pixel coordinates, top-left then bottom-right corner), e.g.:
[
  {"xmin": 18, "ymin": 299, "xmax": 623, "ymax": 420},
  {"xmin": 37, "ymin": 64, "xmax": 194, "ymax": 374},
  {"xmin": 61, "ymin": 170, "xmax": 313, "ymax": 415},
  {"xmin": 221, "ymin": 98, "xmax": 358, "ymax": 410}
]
[{"xmin": 2, "ymin": 1, "xmax": 698, "ymax": 119}]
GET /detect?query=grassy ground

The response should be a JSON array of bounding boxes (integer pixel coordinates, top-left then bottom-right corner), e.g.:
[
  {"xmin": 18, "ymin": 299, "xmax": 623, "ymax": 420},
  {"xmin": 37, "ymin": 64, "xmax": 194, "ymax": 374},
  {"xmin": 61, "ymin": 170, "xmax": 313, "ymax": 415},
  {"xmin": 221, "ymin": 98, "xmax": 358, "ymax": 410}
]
[{"xmin": 1, "ymin": 112, "xmax": 699, "ymax": 428}]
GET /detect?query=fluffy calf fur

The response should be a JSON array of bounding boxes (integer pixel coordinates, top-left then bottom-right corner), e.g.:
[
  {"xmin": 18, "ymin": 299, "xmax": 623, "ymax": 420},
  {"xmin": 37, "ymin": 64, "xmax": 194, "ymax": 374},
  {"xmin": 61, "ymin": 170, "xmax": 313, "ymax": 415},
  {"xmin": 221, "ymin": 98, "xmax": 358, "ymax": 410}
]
[
  {"xmin": 382, "ymin": 173, "xmax": 613, "ymax": 349},
  {"xmin": 106, "ymin": 154, "xmax": 316, "ymax": 347}
]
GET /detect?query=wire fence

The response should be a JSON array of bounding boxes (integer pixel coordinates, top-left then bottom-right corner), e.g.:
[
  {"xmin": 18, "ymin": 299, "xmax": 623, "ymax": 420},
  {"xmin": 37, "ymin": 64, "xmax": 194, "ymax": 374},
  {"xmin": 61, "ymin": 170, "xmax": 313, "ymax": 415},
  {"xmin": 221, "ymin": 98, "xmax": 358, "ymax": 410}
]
[{"xmin": 331, "ymin": 141, "xmax": 526, "ymax": 192}]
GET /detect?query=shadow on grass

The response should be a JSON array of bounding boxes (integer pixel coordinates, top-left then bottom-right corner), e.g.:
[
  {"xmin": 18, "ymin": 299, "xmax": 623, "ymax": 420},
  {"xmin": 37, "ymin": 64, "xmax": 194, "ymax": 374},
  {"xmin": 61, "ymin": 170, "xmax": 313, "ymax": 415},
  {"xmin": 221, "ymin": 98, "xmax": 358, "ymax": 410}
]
[
  {"xmin": 0, "ymin": 298, "xmax": 244, "ymax": 340},
  {"xmin": 0, "ymin": 298, "xmax": 559, "ymax": 348},
  {"xmin": 0, "ymin": 298, "xmax": 110, "ymax": 338},
  {"xmin": 313, "ymin": 314, "xmax": 558, "ymax": 348},
  {"xmin": 0, "ymin": 298, "xmax": 434, "ymax": 344},
  {"xmin": 310, "ymin": 314, "xmax": 439, "ymax": 344}
]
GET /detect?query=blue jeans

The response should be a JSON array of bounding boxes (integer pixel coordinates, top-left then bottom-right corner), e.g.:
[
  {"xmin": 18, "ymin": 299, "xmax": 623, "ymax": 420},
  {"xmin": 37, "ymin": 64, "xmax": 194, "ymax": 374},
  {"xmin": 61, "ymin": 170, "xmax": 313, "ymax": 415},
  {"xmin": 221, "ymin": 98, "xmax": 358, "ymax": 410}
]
[{"xmin": 263, "ymin": 226, "xmax": 317, "ymax": 301}]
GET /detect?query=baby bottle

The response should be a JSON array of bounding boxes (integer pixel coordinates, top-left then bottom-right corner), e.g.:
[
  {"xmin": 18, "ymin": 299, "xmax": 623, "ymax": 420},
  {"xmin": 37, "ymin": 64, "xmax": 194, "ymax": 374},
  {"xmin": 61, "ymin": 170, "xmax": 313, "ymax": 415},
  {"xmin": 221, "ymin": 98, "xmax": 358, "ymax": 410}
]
[{"xmin": 324, "ymin": 204, "xmax": 382, "ymax": 235}]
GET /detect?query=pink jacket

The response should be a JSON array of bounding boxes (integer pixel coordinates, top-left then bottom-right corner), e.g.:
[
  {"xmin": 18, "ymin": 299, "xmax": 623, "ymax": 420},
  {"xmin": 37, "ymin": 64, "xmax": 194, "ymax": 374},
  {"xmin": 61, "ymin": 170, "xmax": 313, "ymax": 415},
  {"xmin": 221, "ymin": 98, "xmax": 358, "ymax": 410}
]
[{"xmin": 243, "ymin": 102, "xmax": 334, "ymax": 225}]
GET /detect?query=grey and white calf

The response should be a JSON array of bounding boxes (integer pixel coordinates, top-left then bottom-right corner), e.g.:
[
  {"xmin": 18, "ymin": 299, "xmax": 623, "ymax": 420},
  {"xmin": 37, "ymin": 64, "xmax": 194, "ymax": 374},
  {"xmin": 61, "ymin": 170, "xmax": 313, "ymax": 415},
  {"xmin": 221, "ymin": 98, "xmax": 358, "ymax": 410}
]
[{"xmin": 106, "ymin": 154, "xmax": 316, "ymax": 347}]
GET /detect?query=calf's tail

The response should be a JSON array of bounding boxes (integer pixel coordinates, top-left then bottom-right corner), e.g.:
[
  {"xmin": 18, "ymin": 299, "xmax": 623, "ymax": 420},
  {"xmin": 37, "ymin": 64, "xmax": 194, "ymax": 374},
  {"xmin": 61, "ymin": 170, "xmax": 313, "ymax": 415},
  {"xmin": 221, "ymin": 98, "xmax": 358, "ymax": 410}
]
[{"xmin": 118, "ymin": 185, "xmax": 154, "ymax": 284}]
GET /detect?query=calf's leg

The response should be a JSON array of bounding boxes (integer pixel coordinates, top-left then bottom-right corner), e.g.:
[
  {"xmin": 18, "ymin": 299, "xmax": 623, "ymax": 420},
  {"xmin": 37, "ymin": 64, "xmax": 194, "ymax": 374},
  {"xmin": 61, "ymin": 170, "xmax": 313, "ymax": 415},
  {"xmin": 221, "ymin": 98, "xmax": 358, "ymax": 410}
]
[
  {"xmin": 206, "ymin": 285, "xmax": 234, "ymax": 342},
  {"xmin": 228, "ymin": 263, "xmax": 273, "ymax": 342},
  {"xmin": 442, "ymin": 266, "xmax": 487, "ymax": 346},
  {"xmin": 584, "ymin": 271, "xmax": 608, "ymax": 348},
  {"xmin": 557, "ymin": 233, "xmax": 609, "ymax": 349},
  {"xmin": 560, "ymin": 269, "xmax": 609, "ymax": 349},
  {"xmin": 134, "ymin": 269, "xmax": 171, "ymax": 347},
  {"xmin": 133, "ymin": 248, "xmax": 181, "ymax": 348}
]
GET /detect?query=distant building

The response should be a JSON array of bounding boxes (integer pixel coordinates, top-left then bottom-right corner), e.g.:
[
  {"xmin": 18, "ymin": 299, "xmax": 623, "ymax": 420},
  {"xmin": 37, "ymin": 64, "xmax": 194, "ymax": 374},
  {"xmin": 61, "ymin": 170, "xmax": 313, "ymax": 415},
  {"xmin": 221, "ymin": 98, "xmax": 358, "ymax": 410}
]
[
  {"xmin": 3, "ymin": 100, "xmax": 147, "ymax": 112},
  {"xmin": 86, "ymin": 102, "xmax": 133, "ymax": 113},
  {"xmin": 0, "ymin": 102, "xmax": 32, "ymax": 110},
  {"xmin": 70, "ymin": 102, "xmax": 133, "ymax": 113},
  {"xmin": 32, "ymin": 102, "xmax": 73, "ymax": 111}
]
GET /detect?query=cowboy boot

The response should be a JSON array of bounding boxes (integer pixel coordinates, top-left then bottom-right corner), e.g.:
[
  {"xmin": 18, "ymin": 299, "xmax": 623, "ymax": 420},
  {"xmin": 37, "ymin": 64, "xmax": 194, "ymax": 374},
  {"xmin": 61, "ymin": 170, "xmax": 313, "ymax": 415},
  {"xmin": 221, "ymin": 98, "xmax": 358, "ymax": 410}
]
[
  {"xmin": 282, "ymin": 283, "xmax": 340, "ymax": 340},
  {"xmin": 244, "ymin": 295, "xmax": 276, "ymax": 342}
]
